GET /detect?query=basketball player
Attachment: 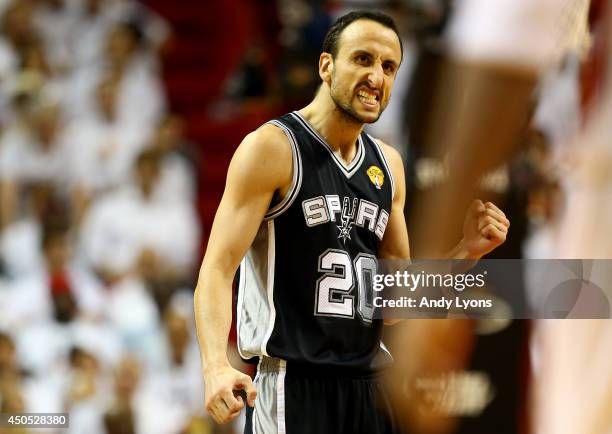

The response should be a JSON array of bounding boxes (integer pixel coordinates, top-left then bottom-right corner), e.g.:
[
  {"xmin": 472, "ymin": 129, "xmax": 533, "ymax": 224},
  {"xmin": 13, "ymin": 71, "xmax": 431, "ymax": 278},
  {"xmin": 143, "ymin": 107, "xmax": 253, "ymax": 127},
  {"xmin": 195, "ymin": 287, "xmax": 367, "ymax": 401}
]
[{"xmin": 194, "ymin": 11, "xmax": 510, "ymax": 434}]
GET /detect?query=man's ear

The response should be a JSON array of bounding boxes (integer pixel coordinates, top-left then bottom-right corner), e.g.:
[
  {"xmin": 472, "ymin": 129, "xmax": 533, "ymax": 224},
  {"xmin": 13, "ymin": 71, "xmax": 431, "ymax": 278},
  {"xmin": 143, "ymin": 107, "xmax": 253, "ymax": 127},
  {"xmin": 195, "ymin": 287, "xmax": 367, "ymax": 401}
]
[{"xmin": 319, "ymin": 52, "xmax": 333, "ymax": 84}]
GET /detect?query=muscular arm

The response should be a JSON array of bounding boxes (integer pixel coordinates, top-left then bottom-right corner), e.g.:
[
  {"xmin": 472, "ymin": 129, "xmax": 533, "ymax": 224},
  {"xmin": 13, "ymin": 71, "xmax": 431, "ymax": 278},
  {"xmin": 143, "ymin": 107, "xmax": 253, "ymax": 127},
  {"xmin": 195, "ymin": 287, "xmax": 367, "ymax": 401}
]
[
  {"xmin": 376, "ymin": 140, "xmax": 508, "ymax": 262},
  {"xmin": 194, "ymin": 124, "xmax": 292, "ymax": 423},
  {"xmin": 377, "ymin": 142, "xmax": 410, "ymax": 260},
  {"xmin": 375, "ymin": 141, "xmax": 472, "ymax": 261},
  {"xmin": 375, "ymin": 140, "xmax": 508, "ymax": 328}
]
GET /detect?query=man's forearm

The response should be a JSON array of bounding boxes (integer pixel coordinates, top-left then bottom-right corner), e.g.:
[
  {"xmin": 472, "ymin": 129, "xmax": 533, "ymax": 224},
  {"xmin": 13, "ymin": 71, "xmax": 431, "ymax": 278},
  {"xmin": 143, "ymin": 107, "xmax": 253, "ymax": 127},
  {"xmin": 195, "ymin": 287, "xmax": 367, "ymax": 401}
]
[
  {"xmin": 383, "ymin": 239, "xmax": 481, "ymax": 326},
  {"xmin": 445, "ymin": 239, "xmax": 478, "ymax": 260},
  {"xmin": 194, "ymin": 266, "xmax": 235, "ymax": 373}
]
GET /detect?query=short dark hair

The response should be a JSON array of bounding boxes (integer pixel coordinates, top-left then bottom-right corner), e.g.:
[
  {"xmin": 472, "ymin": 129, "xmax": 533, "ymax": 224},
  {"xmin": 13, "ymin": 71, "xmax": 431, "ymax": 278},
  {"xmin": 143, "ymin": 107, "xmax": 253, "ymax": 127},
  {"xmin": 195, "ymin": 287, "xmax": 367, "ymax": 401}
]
[{"xmin": 322, "ymin": 11, "xmax": 402, "ymax": 60}]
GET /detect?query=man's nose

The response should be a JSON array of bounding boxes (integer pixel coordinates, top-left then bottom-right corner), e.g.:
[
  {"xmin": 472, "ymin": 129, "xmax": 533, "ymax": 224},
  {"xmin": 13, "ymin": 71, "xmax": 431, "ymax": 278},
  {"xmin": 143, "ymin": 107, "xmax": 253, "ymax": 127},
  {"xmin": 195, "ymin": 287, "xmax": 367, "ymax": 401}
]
[{"xmin": 367, "ymin": 64, "xmax": 384, "ymax": 88}]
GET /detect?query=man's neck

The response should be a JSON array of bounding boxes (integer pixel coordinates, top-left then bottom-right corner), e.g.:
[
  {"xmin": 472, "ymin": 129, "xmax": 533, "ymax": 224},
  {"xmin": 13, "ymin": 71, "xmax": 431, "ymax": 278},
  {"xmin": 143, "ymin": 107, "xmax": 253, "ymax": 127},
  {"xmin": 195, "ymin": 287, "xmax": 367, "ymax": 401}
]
[{"xmin": 299, "ymin": 88, "xmax": 364, "ymax": 165}]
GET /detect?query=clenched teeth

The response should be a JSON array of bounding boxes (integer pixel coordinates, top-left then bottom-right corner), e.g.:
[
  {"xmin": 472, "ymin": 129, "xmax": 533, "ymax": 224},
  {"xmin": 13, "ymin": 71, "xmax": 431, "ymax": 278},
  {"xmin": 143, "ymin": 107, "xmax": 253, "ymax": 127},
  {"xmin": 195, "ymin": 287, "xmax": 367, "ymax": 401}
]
[{"xmin": 358, "ymin": 90, "xmax": 378, "ymax": 104}]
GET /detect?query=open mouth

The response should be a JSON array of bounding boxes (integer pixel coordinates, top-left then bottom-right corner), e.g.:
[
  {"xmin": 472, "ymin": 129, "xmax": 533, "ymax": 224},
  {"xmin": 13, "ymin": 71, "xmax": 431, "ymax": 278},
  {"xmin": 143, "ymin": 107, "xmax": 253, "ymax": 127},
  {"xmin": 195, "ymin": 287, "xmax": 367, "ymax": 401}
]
[{"xmin": 357, "ymin": 89, "xmax": 380, "ymax": 107}]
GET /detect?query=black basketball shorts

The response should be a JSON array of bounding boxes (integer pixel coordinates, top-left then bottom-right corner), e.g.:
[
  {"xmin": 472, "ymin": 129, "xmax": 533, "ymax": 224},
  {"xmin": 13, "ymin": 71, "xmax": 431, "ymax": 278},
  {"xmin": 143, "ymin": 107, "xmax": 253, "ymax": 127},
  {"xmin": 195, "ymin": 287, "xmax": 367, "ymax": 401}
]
[{"xmin": 244, "ymin": 356, "xmax": 398, "ymax": 434}]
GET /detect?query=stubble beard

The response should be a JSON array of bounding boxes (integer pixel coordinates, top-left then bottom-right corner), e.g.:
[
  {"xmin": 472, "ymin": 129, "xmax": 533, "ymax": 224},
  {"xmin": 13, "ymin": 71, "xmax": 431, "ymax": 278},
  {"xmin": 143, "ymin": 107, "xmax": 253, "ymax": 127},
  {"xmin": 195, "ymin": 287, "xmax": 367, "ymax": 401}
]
[{"xmin": 330, "ymin": 81, "xmax": 383, "ymax": 125}]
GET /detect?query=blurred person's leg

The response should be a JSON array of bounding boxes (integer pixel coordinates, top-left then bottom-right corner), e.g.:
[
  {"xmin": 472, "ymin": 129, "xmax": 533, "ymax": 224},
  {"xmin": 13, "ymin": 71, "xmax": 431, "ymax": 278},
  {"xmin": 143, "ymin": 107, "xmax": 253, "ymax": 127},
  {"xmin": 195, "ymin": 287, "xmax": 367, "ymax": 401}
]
[
  {"xmin": 534, "ymin": 320, "xmax": 612, "ymax": 434},
  {"xmin": 408, "ymin": 59, "xmax": 537, "ymax": 256},
  {"xmin": 533, "ymin": 5, "xmax": 612, "ymax": 431},
  {"xmin": 410, "ymin": 0, "xmax": 578, "ymax": 255},
  {"xmin": 388, "ymin": 1, "xmax": 587, "ymax": 432},
  {"xmin": 385, "ymin": 319, "xmax": 476, "ymax": 434}
]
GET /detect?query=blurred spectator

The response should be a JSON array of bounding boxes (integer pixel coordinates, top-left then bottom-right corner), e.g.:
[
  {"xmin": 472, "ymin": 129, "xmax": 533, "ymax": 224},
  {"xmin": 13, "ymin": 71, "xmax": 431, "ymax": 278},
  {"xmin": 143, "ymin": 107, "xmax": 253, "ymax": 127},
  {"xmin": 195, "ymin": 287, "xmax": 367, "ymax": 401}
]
[
  {"xmin": 64, "ymin": 347, "xmax": 107, "ymax": 434},
  {"xmin": 0, "ymin": 182, "xmax": 56, "ymax": 278},
  {"xmin": 0, "ymin": 1, "xmax": 205, "ymax": 431},
  {"xmin": 18, "ymin": 38, "xmax": 50, "ymax": 79},
  {"xmin": 1, "ymin": 212, "xmax": 106, "ymax": 328},
  {"xmin": 0, "ymin": 333, "xmax": 26, "ymax": 416},
  {"xmin": 65, "ymin": 75, "xmax": 150, "ymax": 221},
  {"xmin": 104, "ymin": 356, "xmax": 140, "ymax": 434},
  {"xmin": 522, "ymin": 138, "xmax": 563, "ymax": 260},
  {"xmin": 104, "ymin": 0, "xmax": 170, "ymax": 52},
  {"xmin": 133, "ymin": 295, "xmax": 206, "ymax": 433},
  {"xmin": 79, "ymin": 147, "xmax": 200, "ymax": 286},
  {"xmin": 32, "ymin": 0, "xmax": 76, "ymax": 76},
  {"xmin": 278, "ymin": 0, "xmax": 330, "ymax": 57},
  {"xmin": 67, "ymin": 19, "xmax": 166, "ymax": 128},
  {"xmin": 0, "ymin": 1, "xmax": 37, "ymax": 64},
  {"xmin": 276, "ymin": 0, "xmax": 332, "ymax": 107},
  {"xmin": 0, "ymin": 332, "xmax": 18, "ymax": 379},
  {"xmin": 103, "ymin": 354, "xmax": 206, "ymax": 434},
  {"xmin": 151, "ymin": 114, "xmax": 197, "ymax": 205},
  {"xmin": 8, "ymin": 314, "xmax": 123, "ymax": 416},
  {"xmin": 520, "ymin": 50, "xmax": 584, "ymax": 264},
  {"xmin": 46, "ymin": 224, "xmax": 79, "ymax": 323},
  {"xmin": 0, "ymin": 92, "xmax": 70, "ymax": 229},
  {"xmin": 225, "ymin": 45, "xmax": 270, "ymax": 101},
  {"xmin": 69, "ymin": 0, "xmax": 127, "ymax": 70},
  {"xmin": 69, "ymin": 0, "xmax": 169, "ymax": 69},
  {"xmin": 534, "ymin": 53, "xmax": 583, "ymax": 156},
  {"xmin": 0, "ymin": 1, "xmax": 35, "ymax": 116},
  {"xmin": 0, "ymin": 14, "xmax": 18, "ymax": 83}
]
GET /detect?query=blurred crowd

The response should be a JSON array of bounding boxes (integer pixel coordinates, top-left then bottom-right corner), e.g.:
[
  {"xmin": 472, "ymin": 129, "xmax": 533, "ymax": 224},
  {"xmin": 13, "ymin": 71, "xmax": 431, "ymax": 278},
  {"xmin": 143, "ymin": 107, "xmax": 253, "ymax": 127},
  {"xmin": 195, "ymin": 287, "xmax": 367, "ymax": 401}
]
[
  {"xmin": 0, "ymin": 0, "xmax": 204, "ymax": 433},
  {"xmin": 0, "ymin": 0, "xmax": 607, "ymax": 433}
]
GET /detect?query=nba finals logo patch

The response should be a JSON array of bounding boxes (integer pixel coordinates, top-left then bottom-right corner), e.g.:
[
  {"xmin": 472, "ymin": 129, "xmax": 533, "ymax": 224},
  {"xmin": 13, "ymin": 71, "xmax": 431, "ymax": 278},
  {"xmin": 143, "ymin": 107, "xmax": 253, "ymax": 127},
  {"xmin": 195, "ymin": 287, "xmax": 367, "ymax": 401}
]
[{"xmin": 367, "ymin": 166, "xmax": 384, "ymax": 190}]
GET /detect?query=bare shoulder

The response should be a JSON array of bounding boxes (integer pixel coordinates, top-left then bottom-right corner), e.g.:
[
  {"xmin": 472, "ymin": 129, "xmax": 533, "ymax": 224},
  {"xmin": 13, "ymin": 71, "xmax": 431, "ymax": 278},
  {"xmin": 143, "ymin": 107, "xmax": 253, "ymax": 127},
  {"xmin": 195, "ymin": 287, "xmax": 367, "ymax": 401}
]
[
  {"xmin": 373, "ymin": 138, "xmax": 404, "ymax": 179},
  {"xmin": 228, "ymin": 122, "xmax": 293, "ymax": 193},
  {"xmin": 240, "ymin": 123, "xmax": 291, "ymax": 159}
]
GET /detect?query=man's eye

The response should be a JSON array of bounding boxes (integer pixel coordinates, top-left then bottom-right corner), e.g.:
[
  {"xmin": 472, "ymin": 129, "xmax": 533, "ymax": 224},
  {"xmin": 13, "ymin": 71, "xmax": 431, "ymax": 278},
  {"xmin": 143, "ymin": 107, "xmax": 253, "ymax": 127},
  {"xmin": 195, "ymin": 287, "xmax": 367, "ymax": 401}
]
[
  {"xmin": 383, "ymin": 63, "xmax": 396, "ymax": 74},
  {"xmin": 356, "ymin": 55, "xmax": 369, "ymax": 64}
]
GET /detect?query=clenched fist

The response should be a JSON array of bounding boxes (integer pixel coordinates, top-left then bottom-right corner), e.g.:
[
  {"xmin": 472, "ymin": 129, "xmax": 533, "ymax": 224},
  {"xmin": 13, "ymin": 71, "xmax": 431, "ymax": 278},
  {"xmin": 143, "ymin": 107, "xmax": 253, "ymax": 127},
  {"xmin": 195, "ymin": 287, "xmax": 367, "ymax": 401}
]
[
  {"xmin": 204, "ymin": 366, "xmax": 257, "ymax": 424},
  {"xmin": 461, "ymin": 200, "xmax": 510, "ymax": 258}
]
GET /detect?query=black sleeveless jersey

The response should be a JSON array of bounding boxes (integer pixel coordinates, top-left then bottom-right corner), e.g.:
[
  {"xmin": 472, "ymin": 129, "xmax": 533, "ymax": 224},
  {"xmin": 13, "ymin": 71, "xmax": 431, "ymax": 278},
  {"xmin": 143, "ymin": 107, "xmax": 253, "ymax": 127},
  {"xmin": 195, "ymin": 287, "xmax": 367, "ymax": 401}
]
[{"xmin": 236, "ymin": 111, "xmax": 395, "ymax": 371}]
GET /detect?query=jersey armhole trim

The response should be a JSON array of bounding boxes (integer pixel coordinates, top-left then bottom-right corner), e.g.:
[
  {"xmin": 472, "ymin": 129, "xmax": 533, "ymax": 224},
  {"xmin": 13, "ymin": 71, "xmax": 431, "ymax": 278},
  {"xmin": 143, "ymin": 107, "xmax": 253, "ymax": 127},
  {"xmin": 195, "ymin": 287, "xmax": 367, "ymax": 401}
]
[
  {"xmin": 236, "ymin": 257, "xmax": 247, "ymax": 360},
  {"xmin": 367, "ymin": 133, "xmax": 396, "ymax": 200},
  {"xmin": 380, "ymin": 340, "xmax": 394, "ymax": 362},
  {"xmin": 261, "ymin": 220, "xmax": 276, "ymax": 356},
  {"xmin": 264, "ymin": 120, "xmax": 303, "ymax": 220}
]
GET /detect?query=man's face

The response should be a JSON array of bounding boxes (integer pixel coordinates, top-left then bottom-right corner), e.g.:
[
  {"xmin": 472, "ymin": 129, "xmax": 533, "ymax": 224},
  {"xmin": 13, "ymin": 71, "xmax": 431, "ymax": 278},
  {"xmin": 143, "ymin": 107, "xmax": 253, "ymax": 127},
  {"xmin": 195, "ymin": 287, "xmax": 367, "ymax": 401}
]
[{"xmin": 326, "ymin": 20, "xmax": 402, "ymax": 124}]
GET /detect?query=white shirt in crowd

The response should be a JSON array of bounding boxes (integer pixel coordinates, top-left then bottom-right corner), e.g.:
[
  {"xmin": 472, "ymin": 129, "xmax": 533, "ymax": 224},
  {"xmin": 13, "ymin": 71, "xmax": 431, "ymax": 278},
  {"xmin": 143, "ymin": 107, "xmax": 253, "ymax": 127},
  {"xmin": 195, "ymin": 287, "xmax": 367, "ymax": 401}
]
[
  {"xmin": 64, "ymin": 115, "xmax": 150, "ymax": 193},
  {"xmin": 0, "ymin": 218, "xmax": 43, "ymax": 279},
  {"xmin": 79, "ymin": 185, "xmax": 200, "ymax": 277},
  {"xmin": 0, "ymin": 263, "xmax": 106, "ymax": 330},
  {"xmin": 32, "ymin": 0, "xmax": 78, "ymax": 75},
  {"xmin": 155, "ymin": 153, "xmax": 197, "ymax": 205},
  {"xmin": 66, "ymin": 55, "xmax": 165, "ymax": 129},
  {"xmin": 0, "ymin": 123, "xmax": 70, "ymax": 185}
]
